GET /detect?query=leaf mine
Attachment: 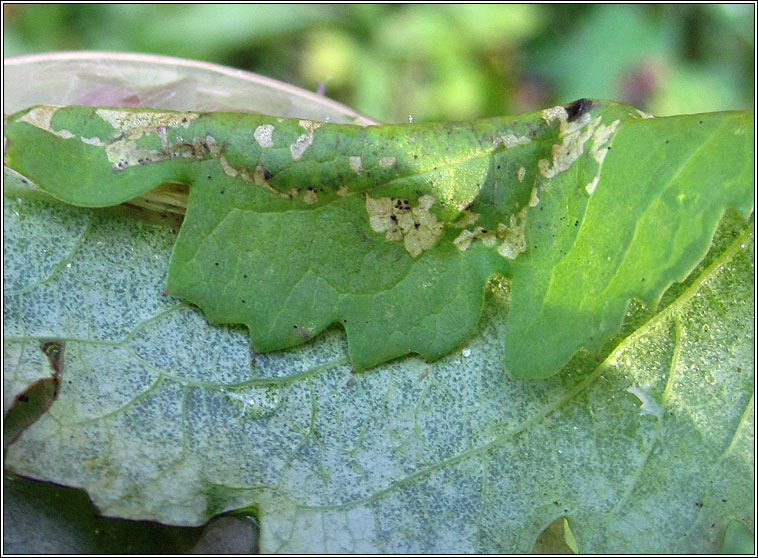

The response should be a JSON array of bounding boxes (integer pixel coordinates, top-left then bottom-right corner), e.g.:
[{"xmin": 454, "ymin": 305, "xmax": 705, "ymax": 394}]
[{"xmin": 3, "ymin": 102, "xmax": 753, "ymax": 378}]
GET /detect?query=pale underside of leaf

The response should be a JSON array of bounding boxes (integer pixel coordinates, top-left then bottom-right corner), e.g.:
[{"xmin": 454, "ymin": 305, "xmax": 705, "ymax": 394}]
[{"xmin": 3, "ymin": 185, "xmax": 753, "ymax": 553}]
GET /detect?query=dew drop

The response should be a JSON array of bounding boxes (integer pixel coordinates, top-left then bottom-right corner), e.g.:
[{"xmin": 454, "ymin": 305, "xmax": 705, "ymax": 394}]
[{"xmin": 462, "ymin": 348, "xmax": 472, "ymax": 357}]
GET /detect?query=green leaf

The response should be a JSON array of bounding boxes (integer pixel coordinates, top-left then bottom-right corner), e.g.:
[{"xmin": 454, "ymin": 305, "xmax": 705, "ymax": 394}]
[
  {"xmin": 505, "ymin": 110, "xmax": 754, "ymax": 377},
  {"xmin": 4, "ymin": 101, "xmax": 752, "ymax": 378},
  {"xmin": 3, "ymin": 183, "xmax": 753, "ymax": 553},
  {"xmin": 720, "ymin": 520, "xmax": 755, "ymax": 554}
]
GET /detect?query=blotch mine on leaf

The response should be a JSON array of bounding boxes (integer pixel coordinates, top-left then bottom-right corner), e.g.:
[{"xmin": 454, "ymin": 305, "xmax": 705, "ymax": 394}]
[
  {"xmin": 538, "ymin": 109, "xmax": 599, "ymax": 179},
  {"xmin": 219, "ymin": 155, "xmax": 239, "ymax": 178},
  {"xmin": 541, "ymin": 105, "xmax": 566, "ymax": 125},
  {"xmin": 453, "ymin": 225, "xmax": 500, "ymax": 253},
  {"xmin": 94, "ymin": 109, "xmax": 199, "ymax": 169},
  {"xmin": 495, "ymin": 134, "xmax": 531, "ymax": 148},
  {"xmin": 81, "ymin": 136, "xmax": 104, "ymax": 146},
  {"xmin": 298, "ymin": 119, "xmax": 322, "ymax": 135},
  {"xmin": 496, "ymin": 207, "xmax": 528, "ymax": 259},
  {"xmin": 193, "ymin": 135, "xmax": 221, "ymax": 160},
  {"xmin": 253, "ymin": 124, "xmax": 275, "ymax": 148},
  {"xmin": 518, "ymin": 166, "xmax": 526, "ymax": 182},
  {"xmin": 349, "ymin": 156, "xmax": 363, "ymax": 174},
  {"xmin": 453, "ymin": 229, "xmax": 476, "ymax": 251},
  {"xmin": 96, "ymin": 108, "xmax": 198, "ymax": 131},
  {"xmin": 290, "ymin": 134, "xmax": 313, "ymax": 161},
  {"xmin": 17, "ymin": 106, "xmax": 75, "ymax": 139},
  {"xmin": 365, "ymin": 194, "xmax": 444, "ymax": 257},
  {"xmin": 379, "ymin": 156, "xmax": 396, "ymax": 168},
  {"xmin": 528, "ymin": 187, "xmax": 540, "ymax": 207},
  {"xmin": 303, "ymin": 188, "xmax": 318, "ymax": 205},
  {"xmin": 289, "ymin": 120, "xmax": 322, "ymax": 161},
  {"xmin": 590, "ymin": 120, "xmax": 620, "ymax": 164}
]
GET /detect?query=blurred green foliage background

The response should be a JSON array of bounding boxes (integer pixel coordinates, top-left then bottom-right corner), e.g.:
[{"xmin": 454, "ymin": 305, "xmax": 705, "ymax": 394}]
[{"xmin": 3, "ymin": 4, "xmax": 754, "ymax": 122}]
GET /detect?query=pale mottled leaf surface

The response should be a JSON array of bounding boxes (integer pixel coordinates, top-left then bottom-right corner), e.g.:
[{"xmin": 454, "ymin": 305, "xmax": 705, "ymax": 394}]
[{"xmin": 3, "ymin": 184, "xmax": 753, "ymax": 552}]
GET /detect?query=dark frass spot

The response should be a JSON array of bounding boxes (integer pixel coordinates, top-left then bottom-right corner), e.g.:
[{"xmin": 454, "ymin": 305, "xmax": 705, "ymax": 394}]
[
  {"xmin": 263, "ymin": 168, "xmax": 274, "ymax": 180},
  {"xmin": 565, "ymin": 98, "xmax": 592, "ymax": 122}
]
